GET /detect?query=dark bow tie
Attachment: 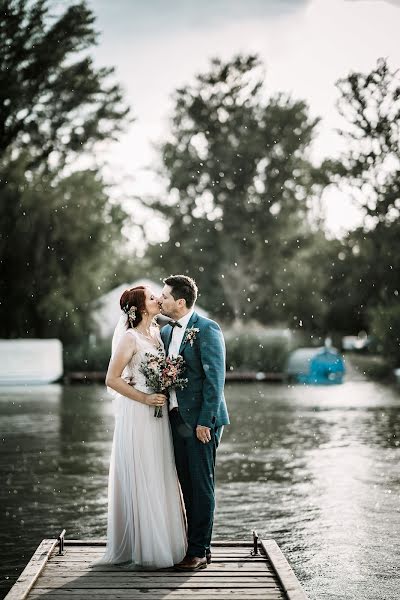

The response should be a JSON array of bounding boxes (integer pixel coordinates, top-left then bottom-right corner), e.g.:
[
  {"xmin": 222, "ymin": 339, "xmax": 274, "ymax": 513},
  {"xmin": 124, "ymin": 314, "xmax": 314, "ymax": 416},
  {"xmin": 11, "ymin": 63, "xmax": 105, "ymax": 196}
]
[{"xmin": 170, "ymin": 320, "xmax": 182, "ymax": 328}]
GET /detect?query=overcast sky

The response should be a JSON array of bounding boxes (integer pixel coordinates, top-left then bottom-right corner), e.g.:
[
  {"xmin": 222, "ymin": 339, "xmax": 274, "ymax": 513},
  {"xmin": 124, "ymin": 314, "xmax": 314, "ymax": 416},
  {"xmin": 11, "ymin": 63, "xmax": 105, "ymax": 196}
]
[{"xmin": 85, "ymin": 0, "xmax": 400, "ymax": 238}]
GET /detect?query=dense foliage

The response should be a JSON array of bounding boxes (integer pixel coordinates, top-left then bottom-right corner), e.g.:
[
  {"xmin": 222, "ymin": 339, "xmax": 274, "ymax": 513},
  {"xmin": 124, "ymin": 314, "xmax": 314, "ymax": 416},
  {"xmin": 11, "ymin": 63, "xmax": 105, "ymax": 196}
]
[
  {"xmin": 146, "ymin": 55, "xmax": 329, "ymax": 329},
  {"xmin": 0, "ymin": 0, "xmax": 130, "ymax": 341}
]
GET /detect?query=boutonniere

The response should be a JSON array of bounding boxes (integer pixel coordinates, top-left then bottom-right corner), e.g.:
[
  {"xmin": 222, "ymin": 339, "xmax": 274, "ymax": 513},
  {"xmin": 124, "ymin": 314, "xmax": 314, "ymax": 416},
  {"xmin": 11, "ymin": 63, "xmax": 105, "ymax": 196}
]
[{"xmin": 184, "ymin": 327, "xmax": 200, "ymax": 346}]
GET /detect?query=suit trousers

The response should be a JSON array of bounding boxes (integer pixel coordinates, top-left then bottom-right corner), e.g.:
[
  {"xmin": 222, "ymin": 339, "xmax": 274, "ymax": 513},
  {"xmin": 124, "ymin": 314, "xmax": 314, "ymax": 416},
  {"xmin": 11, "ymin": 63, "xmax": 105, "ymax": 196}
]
[{"xmin": 169, "ymin": 409, "xmax": 221, "ymax": 558}]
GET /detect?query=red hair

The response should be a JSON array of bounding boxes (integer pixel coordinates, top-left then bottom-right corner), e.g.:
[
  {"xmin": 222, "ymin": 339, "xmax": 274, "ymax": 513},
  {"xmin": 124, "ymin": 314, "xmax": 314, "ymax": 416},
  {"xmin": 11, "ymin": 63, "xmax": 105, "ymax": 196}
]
[{"xmin": 120, "ymin": 286, "xmax": 147, "ymax": 329}]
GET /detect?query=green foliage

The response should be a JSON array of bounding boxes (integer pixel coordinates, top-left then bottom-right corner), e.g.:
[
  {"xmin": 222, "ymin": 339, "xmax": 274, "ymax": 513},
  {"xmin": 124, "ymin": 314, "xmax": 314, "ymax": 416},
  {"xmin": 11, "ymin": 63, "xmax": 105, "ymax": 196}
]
[
  {"xmin": 0, "ymin": 160, "xmax": 128, "ymax": 341},
  {"xmin": 335, "ymin": 58, "xmax": 400, "ymax": 225},
  {"xmin": 0, "ymin": 0, "xmax": 129, "ymax": 166},
  {"xmin": 146, "ymin": 54, "xmax": 328, "ymax": 326},
  {"xmin": 64, "ymin": 337, "xmax": 112, "ymax": 372},
  {"xmin": 224, "ymin": 327, "xmax": 293, "ymax": 373},
  {"xmin": 324, "ymin": 58, "xmax": 400, "ymax": 333},
  {"xmin": 273, "ymin": 231, "xmax": 337, "ymax": 333},
  {"xmin": 0, "ymin": 0, "xmax": 131, "ymax": 342},
  {"xmin": 346, "ymin": 352, "xmax": 393, "ymax": 381},
  {"xmin": 64, "ymin": 328, "xmax": 293, "ymax": 375},
  {"xmin": 369, "ymin": 303, "xmax": 400, "ymax": 367}
]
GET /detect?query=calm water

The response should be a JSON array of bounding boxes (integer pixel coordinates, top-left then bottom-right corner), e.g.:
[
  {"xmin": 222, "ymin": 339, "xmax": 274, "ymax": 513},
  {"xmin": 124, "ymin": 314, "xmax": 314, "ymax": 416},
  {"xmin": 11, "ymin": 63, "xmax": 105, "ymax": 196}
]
[{"xmin": 1, "ymin": 380, "xmax": 400, "ymax": 599}]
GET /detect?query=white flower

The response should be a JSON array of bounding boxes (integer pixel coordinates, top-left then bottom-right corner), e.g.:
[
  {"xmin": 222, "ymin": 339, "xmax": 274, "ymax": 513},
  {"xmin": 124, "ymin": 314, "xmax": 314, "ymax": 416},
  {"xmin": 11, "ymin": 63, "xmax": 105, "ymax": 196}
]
[{"xmin": 185, "ymin": 327, "xmax": 200, "ymax": 346}]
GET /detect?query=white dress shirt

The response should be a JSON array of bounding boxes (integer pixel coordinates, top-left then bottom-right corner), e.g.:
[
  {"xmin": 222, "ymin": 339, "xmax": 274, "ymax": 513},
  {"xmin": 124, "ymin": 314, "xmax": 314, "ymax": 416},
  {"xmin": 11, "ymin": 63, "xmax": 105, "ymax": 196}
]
[{"xmin": 168, "ymin": 308, "xmax": 194, "ymax": 411}]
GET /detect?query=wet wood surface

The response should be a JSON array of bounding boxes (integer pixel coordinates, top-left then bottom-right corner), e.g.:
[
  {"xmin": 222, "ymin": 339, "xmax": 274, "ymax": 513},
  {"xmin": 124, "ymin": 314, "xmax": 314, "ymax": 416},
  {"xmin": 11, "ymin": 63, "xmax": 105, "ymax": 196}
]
[{"xmin": 5, "ymin": 539, "xmax": 308, "ymax": 600}]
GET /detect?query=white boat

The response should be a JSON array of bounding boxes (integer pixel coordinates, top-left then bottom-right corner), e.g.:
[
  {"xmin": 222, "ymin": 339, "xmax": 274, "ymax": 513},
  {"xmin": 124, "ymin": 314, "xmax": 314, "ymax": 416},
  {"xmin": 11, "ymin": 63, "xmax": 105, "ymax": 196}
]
[{"xmin": 0, "ymin": 339, "xmax": 63, "ymax": 385}]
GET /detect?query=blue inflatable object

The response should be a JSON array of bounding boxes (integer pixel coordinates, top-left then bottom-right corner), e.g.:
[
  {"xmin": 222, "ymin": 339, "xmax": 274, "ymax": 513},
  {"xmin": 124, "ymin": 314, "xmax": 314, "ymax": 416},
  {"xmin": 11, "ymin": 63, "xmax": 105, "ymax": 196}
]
[{"xmin": 286, "ymin": 347, "xmax": 345, "ymax": 385}]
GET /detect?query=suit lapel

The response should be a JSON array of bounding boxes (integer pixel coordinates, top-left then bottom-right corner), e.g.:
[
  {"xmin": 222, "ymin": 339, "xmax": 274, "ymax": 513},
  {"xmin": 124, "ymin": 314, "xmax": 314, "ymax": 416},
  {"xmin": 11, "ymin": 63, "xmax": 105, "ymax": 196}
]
[{"xmin": 179, "ymin": 311, "xmax": 199, "ymax": 354}]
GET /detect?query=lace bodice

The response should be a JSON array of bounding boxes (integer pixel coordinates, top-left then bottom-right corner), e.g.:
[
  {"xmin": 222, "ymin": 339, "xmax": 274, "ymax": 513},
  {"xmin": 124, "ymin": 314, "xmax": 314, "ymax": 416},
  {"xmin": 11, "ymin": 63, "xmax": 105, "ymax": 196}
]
[{"xmin": 124, "ymin": 327, "xmax": 164, "ymax": 394}]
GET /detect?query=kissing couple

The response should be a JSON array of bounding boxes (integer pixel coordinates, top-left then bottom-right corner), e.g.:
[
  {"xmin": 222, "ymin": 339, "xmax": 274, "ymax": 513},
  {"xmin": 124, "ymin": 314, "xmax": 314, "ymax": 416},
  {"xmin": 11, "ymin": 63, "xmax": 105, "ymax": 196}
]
[{"xmin": 95, "ymin": 275, "xmax": 230, "ymax": 571}]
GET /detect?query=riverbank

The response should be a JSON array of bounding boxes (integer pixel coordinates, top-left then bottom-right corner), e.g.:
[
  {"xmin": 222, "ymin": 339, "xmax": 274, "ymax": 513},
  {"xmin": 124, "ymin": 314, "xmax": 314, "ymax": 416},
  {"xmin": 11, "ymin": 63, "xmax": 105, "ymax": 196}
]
[
  {"xmin": 345, "ymin": 352, "xmax": 396, "ymax": 383},
  {"xmin": 63, "ymin": 354, "xmax": 398, "ymax": 386},
  {"xmin": 63, "ymin": 326, "xmax": 294, "ymax": 376},
  {"xmin": 63, "ymin": 370, "xmax": 285, "ymax": 384}
]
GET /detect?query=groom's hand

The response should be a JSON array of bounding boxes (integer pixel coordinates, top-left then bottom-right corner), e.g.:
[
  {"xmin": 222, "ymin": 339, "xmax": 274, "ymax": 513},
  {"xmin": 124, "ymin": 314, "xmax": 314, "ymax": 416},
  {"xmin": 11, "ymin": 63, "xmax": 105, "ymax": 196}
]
[{"xmin": 196, "ymin": 425, "xmax": 211, "ymax": 444}]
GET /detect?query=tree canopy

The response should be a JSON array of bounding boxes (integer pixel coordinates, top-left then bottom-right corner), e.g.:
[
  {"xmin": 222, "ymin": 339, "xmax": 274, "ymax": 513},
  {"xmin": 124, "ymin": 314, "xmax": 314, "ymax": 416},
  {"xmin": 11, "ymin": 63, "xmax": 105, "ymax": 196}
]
[
  {"xmin": 146, "ymin": 55, "xmax": 328, "ymax": 326},
  {"xmin": 311, "ymin": 58, "xmax": 400, "ymax": 368},
  {"xmin": 324, "ymin": 58, "xmax": 400, "ymax": 338},
  {"xmin": 0, "ymin": 0, "xmax": 131, "ymax": 341},
  {"xmin": 0, "ymin": 0, "xmax": 128, "ymax": 166}
]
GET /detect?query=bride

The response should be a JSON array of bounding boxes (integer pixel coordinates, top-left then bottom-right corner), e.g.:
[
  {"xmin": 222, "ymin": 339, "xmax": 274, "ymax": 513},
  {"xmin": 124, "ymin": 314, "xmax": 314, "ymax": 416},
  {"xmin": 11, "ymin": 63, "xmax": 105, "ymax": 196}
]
[{"xmin": 96, "ymin": 285, "xmax": 187, "ymax": 568}]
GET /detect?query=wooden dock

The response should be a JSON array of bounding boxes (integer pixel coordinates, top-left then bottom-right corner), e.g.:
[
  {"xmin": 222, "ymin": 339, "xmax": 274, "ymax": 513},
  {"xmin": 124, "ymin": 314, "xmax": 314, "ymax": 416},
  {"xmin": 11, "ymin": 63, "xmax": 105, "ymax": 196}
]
[{"xmin": 5, "ymin": 533, "xmax": 308, "ymax": 600}]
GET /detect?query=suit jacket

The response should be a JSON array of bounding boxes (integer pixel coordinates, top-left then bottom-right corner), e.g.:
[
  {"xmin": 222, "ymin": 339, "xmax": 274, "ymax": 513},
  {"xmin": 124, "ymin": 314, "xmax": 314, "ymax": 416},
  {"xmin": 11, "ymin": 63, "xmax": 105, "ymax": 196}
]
[{"xmin": 161, "ymin": 311, "xmax": 229, "ymax": 430}]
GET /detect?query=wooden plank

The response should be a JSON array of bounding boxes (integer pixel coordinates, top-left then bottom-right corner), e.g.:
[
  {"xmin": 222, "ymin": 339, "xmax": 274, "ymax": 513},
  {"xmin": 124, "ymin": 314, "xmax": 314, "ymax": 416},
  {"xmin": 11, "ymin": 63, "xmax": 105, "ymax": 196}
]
[
  {"xmin": 53, "ymin": 553, "xmax": 261, "ymax": 560},
  {"xmin": 29, "ymin": 589, "xmax": 287, "ymax": 600},
  {"xmin": 34, "ymin": 576, "xmax": 279, "ymax": 588},
  {"xmin": 51, "ymin": 548, "xmax": 265, "ymax": 560},
  {"xmin": 58, "ymin": 546, "xmax": 257, "ymax": 554},
  {"xmin": 29, "ymin": 591, "xmax": 282, "ymax": 599},
  {"xmin": 29, "ymin": 591, "xmax": 285, "ymax": 600},
  {"xmin": 44, "ymin": 564, "xmax": 273, "ymax": 574},
  {"xmin": 48, "ymin": 557, "xmax": 268, "ymax": 565},
  {"xmin": 38, "ymin": 571, "xmax": 276, "ymax": 581},
  {"xmin": 4, "ymin": 539, "xmax": 58, "ymax": 600},
  {"xmin": 62, "ymin": 539, "xmax": 255, "ymax": 547},
  {"xmin": 59, "ymin": 539, "xmax": 253, "ymax": 548},
  {"xmin": 44, "ymin": 564, "xmax": 275, "ymax": 572},
  {"xmin": 261, "ymin": 539, "xmax": 308, "ymax": 600}
]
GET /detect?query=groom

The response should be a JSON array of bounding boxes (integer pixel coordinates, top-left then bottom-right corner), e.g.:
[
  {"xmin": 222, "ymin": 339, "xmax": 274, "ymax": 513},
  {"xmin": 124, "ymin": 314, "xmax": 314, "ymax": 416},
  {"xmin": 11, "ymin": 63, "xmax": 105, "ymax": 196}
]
[{"xmin": 159, "ymin": 275, "xmax": 229, "ymax": 571}]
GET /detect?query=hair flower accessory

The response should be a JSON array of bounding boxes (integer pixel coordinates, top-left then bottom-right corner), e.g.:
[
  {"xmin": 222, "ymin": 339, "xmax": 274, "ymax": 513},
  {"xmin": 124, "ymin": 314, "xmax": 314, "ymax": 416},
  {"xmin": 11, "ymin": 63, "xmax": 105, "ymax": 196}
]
[
  {"xmin": 124, "ymin": 304, "xmax": 137, "ymax": 326},
  {"xmin": 185, "ymin": 327, "xmax": 200, "ymax": 346}
]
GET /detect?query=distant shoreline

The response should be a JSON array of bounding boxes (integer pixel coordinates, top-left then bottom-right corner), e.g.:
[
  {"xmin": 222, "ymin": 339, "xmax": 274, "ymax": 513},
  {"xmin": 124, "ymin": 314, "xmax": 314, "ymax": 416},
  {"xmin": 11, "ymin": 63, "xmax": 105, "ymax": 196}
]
[{"xmin": 63, "ymin": 370, "xmax": 285, "ymax": 384}]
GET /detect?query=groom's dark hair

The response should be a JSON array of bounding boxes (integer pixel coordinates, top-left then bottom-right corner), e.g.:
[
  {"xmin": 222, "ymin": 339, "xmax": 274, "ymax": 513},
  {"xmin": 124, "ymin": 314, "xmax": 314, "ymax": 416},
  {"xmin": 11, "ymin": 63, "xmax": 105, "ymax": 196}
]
[{"xmin": 164, "ymin": 275, "xmax": 198, "ymax": 308}]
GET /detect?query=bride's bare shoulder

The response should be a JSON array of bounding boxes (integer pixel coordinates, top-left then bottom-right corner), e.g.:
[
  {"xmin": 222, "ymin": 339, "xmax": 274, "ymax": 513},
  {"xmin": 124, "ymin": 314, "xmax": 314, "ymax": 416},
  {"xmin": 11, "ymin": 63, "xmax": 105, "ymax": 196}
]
[
  {"xmin": 123, "ymin": 329, "xmax": 139, "ymax": 344},
  {"xmin": 112, "ymin": 329, "xmax": 137, "ymax": 358},
  {"xmin": 125, "ymin": 328, "xmax": 138, "ymax": 335}
]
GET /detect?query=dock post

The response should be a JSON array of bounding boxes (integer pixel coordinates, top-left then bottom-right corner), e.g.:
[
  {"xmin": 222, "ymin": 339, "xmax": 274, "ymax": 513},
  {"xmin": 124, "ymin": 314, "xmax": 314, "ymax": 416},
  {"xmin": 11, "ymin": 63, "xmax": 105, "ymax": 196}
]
[
  {"xmin": 58, "ymin": 529, "xmax": 66, "ymax": 556},
  {"xmin": 251, "ymin": 529, "xmax": 259, "ymax": 555}
]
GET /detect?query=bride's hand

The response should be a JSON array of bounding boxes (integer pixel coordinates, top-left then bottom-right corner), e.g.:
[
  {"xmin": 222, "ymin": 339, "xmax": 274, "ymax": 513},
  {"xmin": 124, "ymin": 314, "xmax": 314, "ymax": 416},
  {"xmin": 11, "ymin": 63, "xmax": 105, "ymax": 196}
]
[{"xmin": 145, "ymin": 393, "xmax": 167, "ymax": 407}]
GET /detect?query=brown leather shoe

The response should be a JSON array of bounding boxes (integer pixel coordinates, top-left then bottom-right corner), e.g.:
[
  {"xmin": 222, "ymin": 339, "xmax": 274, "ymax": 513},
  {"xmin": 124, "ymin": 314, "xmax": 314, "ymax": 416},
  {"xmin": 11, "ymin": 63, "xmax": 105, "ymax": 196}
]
[{"xmin": 174, "ymin": 555, "xmax": 207, "ymax": 571}]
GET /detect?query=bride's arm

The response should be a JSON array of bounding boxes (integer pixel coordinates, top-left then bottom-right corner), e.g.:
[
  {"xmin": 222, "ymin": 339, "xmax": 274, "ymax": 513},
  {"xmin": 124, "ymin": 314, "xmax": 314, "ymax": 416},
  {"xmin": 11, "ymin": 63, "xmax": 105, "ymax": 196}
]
[{"xmin": 105, "ymin": 333, "xmax": 166, "ymax": 408}]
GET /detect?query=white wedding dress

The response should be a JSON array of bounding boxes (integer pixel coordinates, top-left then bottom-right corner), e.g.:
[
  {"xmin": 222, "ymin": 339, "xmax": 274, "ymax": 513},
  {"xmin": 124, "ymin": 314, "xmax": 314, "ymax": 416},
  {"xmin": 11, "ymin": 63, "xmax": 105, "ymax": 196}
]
[{"xmin": 96, "ymin": 327, "xmax": 187, "ymax": 569}]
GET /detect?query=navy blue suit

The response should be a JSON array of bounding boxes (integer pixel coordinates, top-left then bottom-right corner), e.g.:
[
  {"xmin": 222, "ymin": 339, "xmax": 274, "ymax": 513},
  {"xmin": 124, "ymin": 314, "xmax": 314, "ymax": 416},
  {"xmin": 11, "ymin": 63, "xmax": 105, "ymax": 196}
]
[{"xmin": 161, "ymin": 311, "xmax": 229, "ymax": 557}]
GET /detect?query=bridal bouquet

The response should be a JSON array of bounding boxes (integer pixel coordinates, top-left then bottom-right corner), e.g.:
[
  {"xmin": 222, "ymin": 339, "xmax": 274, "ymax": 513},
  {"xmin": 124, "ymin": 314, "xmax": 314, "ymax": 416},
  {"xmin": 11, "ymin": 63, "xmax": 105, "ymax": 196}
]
[{"xmin": 140, "ymin": 349, "xmax": 188, "ymax": 418}]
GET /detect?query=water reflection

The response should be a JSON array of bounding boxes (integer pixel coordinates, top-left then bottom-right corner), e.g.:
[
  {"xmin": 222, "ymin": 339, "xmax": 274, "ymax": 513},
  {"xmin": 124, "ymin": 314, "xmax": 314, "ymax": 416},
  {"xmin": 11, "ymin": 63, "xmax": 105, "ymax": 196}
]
[{"xmin": 0, "ymin": 380, "xmax": 399, "ymax": 600}]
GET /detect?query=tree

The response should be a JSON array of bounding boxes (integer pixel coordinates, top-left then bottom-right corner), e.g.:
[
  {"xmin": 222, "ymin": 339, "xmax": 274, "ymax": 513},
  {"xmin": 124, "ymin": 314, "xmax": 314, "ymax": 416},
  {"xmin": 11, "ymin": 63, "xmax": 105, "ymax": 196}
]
[
  {"xmin": 146, "ymin": 55, "xmax": 327, "ymax": 324},
  {"xmin": 369, "ymin": 302, "xmax": 400, "ymax": 367},
  {"xmin": 0, "ymin": 0, "xmax": 131, "ymax": 341},
  {"xmin": 335, "ymin": 57, "xmax": 400, "ymax": 228},
  {"xmin": 0, "ymin": 0, "xmax": 128, "ymax": 166},
  {"xmin": 1, "ymin": 161, "xmax": 127, "ymax": 341},
  {"xmin": 325, "ymin": 58, "xmax": 400, "ymax": 334}
]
